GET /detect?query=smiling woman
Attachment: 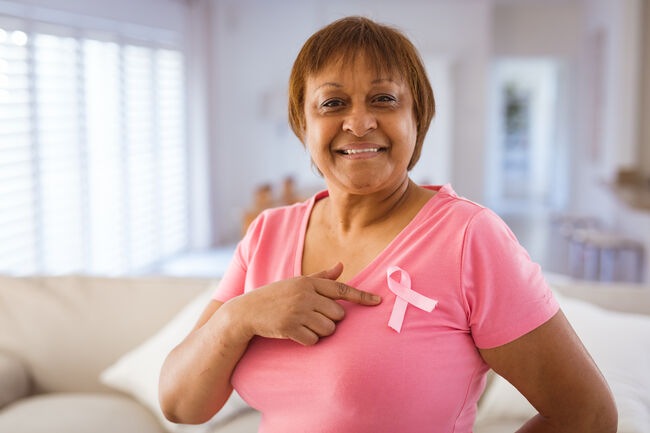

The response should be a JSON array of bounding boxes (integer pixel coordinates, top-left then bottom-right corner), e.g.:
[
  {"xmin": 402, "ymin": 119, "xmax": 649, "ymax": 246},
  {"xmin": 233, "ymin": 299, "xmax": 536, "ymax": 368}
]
[
  {"xmin": 159, "ymin": 16, "xmax": 617, "ymax": 433},
  {"xmin": 288, "ymin": 17, "xmax": 434, "ymax": 174}
]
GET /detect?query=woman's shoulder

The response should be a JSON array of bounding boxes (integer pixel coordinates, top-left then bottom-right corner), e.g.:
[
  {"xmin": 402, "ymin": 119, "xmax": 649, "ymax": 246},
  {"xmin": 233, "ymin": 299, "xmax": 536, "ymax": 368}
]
[{"xmin": 420, "ymin": 183, "xmax": 490, "ymax": 227}]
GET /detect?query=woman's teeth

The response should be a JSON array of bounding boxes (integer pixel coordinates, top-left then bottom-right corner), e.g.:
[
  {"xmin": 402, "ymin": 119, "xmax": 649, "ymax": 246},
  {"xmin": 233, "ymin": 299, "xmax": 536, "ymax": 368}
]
[{"xmin": 341, "ymin": 148, "xmax": 380, "ymax": 155}]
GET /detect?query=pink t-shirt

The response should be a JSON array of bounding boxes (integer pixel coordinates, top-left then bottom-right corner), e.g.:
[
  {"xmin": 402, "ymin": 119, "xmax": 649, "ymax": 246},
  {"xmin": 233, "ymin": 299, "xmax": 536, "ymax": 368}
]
[{"xmin": 212, "ymin": 184, "xmax": 559, "ymax": 433}]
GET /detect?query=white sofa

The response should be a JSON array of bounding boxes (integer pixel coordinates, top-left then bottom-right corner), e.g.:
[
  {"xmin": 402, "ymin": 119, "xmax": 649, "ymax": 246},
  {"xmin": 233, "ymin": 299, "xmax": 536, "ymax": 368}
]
[{"xmin": 0, "ymin": 273, "xmax": 648, "ymax": 433}]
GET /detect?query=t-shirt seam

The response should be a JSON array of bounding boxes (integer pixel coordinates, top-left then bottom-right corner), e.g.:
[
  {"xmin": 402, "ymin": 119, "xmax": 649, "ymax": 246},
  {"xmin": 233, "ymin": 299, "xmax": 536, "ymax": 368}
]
[
  {"xmin": 458, "ymin": 207, "xmax": 490, "ymax": 323},
  {"xmin": 233, "ymin": 251, "xmax": 247, "ymax": 273},
  {"xmin": 451, "ymin": 362, "xmax": 484, "ymax": 433},
  {"xmin": 450, "ymin": 195, "xmax": 486, "ymax": 210},
  {"xmin": 246, "ymin": 209, "xmax": 274, "ymax": 265},
  {"xmin": 293, "ymin": 198, "xmax": 314, "ymax": 277},
  {"xmin": 213, "ymin": 253, "xmax": 247, "ymax": 302}
]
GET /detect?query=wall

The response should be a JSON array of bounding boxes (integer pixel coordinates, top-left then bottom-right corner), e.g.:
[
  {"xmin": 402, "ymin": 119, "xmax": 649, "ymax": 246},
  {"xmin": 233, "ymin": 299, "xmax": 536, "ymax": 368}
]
[
  {"xmin": 208, "ymin": 0, "xmax": 492, "ymax": 243},
  {"xmin": 640, "ymin": 0, "xmax": 650, "ymax": 178},
  {"xmin": 492, "ymin": 1, "xmax": 582, "ymax": 57},
  {"xmin": 571, "ymin": 0, "xmax": 644, "ymax": 222},
  {"xmin": 185, "ymin": 0, "xmax": 214, "ymax": 249},
  {"xmin": 209, "ymin": 0, "xmax": 320, "ymax": 244}
]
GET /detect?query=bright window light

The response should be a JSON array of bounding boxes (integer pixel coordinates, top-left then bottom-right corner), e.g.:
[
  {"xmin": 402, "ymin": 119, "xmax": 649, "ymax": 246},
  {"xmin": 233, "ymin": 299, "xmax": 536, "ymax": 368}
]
[
  {"xmin": 0, "ymin": 27, "xmax": 189, "ymax": 276},
  {"xmin": 10, "ymin": 30, "xmax": 28, "ymax": 46}
]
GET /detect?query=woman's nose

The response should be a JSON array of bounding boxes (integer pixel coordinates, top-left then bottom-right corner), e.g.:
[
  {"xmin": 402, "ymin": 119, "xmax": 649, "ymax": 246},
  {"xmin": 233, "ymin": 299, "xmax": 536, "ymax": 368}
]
[{"xmin": 342, "ymin": 105, "xmax": 377, "ymax": 137}]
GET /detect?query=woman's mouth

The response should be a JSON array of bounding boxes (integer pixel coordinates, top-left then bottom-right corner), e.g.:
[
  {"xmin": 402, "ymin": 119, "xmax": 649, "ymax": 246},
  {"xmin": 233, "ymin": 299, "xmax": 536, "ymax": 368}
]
[
  {"xmin": 335, "ymin": 147, "xmax": 387, "ymax": 159},
  {"xmin": 337, "ymin": 148, "xmax": 382, "ymax": 155}
]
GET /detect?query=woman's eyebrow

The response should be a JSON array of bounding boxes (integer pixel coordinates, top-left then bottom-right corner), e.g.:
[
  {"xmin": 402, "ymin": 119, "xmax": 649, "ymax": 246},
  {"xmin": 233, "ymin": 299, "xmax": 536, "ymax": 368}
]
[
  {"xmin": 316, "ymin": 78, "xmax": 396, "ymax": 91},
  {"xmin": 316, "ymin": 82, "xmax": 343, "ymax": 90}
]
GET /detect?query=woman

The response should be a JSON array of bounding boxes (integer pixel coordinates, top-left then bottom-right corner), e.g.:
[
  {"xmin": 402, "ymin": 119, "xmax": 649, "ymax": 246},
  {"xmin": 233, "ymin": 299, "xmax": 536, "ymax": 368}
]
[{"xmin": 159, "ymin": 17, "xmax": 617, "ymax": 432}]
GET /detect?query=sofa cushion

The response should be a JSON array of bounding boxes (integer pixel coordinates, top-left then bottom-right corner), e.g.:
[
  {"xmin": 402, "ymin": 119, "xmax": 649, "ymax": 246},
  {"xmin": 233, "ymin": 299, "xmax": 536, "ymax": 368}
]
[
  {"xmin": 0, "ymin": 392, "xmax": 165, "ymax": 433},
  {"xmin": 100, "ymin": 287, "xmax": 251, "ymax": 433},
  {"xmin": 474, "ymin": 419, "xmax": 526, "ymax": 433},
  {"xmin": 0, "ymin": 274, "xmax": 213, "ymax": 393},
  {"xmin": 0, "ymin": 351, "xmax": 31, "ymax": 409},
  {"xmin": 214, "ymin": 409, "xmax": 262, "ymax": 432},
  {"xmin": 551, "ymin": 279, "xmax": 650, "ymax": 316}
]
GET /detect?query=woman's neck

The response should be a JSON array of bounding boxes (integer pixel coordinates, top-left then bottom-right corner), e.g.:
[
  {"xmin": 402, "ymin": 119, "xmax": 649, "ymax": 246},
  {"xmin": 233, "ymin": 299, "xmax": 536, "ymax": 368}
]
[{"xmin": 319, "ymin": 176, "xmax": 417, "ymax": 237}]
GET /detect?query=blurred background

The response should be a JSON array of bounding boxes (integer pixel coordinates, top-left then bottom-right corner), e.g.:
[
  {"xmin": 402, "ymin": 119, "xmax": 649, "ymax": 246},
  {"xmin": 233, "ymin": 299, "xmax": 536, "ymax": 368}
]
[{"xmin": 0, "ymin": 0, "xmax": 649, "ymax": 283}]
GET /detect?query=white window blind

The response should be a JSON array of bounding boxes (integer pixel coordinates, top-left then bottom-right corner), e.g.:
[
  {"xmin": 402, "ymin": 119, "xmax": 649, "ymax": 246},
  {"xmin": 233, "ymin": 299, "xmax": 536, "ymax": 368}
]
[
  {"xmin": 0, "ymin": 23, "xmax": 189, "ymax": 276},
  {"xmin": 84, "ymin": 39, "xmax": 126, "ymax": 274},
  {"xmin": 157, "ymin": 49, "xmax": 188, "ymax": 258},
  {"xmin": 0, "ymin": 28, "xmax": 36, "ymax": 273},
  {"xmin": 124, "ymin": 45, "xmax": 157, "ymax": 271},
  {"xmin": 35, "ymin": 33, "xmax": 85, "ymax": 274}
]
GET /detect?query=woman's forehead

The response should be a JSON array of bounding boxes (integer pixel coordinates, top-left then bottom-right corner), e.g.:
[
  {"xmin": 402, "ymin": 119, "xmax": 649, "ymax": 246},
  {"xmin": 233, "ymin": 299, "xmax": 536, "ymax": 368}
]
[{"xmin": 306, "ymin": 54, "xmax": 404, "ymax": 88}]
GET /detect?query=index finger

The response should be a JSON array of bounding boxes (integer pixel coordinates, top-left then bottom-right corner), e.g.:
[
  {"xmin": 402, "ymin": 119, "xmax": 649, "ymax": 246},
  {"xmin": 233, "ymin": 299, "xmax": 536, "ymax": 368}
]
[{"xmin": 311, "ymin": 278, "xmax": 382, "ymax": 305}]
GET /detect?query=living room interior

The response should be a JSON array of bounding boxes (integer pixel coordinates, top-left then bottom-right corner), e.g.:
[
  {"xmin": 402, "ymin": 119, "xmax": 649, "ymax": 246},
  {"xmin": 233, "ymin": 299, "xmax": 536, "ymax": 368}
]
[{"xmin": 1, "ymin": 0, "xmax": 649, "ymax": 432}]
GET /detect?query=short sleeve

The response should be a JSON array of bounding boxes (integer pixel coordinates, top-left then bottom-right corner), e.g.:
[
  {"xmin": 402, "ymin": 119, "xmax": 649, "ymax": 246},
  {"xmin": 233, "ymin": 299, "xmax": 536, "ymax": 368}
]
[
  {"xmin": 461, "ymin": 208, "xmax": 559, "ymax": 349},
  {"xmin": 210, "ymin": 213, "xmax": 265, "ymax": 303}
]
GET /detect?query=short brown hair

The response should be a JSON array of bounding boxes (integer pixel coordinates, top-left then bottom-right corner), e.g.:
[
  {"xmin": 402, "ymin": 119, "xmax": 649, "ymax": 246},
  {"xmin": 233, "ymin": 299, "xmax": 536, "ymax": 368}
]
[{"xmin": 288, "ymin": 16, "xmax": 435, "ymax": 170}]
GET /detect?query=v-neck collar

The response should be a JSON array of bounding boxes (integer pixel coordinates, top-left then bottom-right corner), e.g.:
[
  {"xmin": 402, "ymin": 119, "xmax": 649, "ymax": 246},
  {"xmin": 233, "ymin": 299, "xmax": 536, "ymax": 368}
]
[{"xmin": 293, "ymin": 184, "xmax": 454, "ymax": 285}]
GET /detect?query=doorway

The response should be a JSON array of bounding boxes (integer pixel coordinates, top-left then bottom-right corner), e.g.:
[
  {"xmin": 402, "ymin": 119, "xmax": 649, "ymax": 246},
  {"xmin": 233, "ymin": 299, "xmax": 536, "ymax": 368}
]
[{"xmin": 486, "ymin": 58, "xmax": 570, "ymax": 267}]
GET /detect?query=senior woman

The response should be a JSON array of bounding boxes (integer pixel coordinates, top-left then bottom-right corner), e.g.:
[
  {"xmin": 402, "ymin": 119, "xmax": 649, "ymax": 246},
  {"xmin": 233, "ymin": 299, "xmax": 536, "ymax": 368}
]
[{"xmin": 160, "ymin": 16, "xmax": 617, "ymax": 433}]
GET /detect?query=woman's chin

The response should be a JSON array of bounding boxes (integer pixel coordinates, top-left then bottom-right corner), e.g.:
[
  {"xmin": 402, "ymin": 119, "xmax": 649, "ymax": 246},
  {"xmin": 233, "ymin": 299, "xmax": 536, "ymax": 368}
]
[{"xmin": 326, "ymin": 175, "xmax": 400, "ymax": 196}]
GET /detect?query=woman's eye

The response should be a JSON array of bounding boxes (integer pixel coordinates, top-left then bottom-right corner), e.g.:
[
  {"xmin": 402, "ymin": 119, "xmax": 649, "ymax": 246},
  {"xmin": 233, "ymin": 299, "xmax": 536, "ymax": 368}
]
[
  {"xmin": 322, "ymin": 99, "xmax": 344, "ymax": 108},
  {"xmin": 375, "ymin": 94, "xmax": 396, "ymax": 103}
]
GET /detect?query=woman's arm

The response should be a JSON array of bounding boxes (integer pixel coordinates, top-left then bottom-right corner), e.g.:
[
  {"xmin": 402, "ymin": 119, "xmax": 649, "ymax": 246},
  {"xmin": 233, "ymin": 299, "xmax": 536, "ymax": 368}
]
[
  {"xmin": 159, "ymin": 263, "xmax": 381, "ymax": 425},
  {"xmin": 478, "ymin": 309, "xmax": 617, "ymax": 432},
  {"xmin": 159, "ymin": 298, "xmax": 253, "ymax": 424}
]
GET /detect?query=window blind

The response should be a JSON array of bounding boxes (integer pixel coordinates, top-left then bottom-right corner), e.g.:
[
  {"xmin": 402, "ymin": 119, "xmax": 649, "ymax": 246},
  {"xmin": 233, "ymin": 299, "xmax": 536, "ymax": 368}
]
[
  {"xmin": 0, "ymin": 28, "xmax": 38, "ymax": 273},
  {"xmin": 84, "ymin": 39, "xmax": 126, "ymax": 274},
  {"xmin": 0, "ymin": 23, "xmax": 189, "ymax": 276},
  {"xmin": 35, "ymin": 33, "xmax": 85, "ymax": 274}
]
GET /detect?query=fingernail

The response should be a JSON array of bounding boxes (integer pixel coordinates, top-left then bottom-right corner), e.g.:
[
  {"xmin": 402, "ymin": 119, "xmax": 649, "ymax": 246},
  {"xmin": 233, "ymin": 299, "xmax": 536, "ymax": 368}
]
[{"xmin": 372, "ymin": 295, "xmax": 381, "ymax": 302}]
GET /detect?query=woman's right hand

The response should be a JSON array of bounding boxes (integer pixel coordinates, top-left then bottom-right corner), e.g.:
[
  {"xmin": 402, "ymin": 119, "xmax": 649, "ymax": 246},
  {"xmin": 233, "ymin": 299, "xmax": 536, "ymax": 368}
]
[{"xmin": 229, "ymin": 262, "xmax": 381, "ymax": 346}]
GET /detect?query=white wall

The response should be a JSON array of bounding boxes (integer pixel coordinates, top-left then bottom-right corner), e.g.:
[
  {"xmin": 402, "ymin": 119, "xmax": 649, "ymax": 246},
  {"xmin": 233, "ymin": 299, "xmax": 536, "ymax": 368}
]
[
  {"xmin": 209, "ymin": 0, "xmax": 320, "ymax": 244},
  {"xmin": 492, "ymin": 1, "xmax": 582, "ymax": 57},
  {"xmin": 571, "ymin": 0, "xmax": 644, "ymax": 221},
  {"xmin": 208, "ymin": 0, "xmax": 492, "ymax": 243},
  {"xmin": 185, "ymin": 0, "xmax": 214, "ymax": 249},
  {"xmin": 640, "ymin": 0, "xmax": 650, "ymax": 178}
]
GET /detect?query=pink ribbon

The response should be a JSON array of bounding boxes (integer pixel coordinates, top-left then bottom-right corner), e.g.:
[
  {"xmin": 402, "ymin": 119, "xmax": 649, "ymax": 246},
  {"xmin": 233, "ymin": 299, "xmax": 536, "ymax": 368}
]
[{"xmin": 386, "ymin": 266, "xmax": 438, "ymax": 333}]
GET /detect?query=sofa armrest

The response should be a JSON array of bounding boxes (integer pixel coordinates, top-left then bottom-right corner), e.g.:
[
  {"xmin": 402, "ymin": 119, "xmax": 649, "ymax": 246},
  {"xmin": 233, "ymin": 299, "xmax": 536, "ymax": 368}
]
[{"xmin": 0, "ymin": 351, "xmax": 31, "ymax": 409}]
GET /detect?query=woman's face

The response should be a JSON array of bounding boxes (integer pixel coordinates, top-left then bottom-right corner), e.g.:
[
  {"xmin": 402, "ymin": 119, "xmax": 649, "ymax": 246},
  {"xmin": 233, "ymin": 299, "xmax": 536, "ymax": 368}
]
[{"xmin": 303, "ymin": 54, "xmax": 417, "ymax": 195}]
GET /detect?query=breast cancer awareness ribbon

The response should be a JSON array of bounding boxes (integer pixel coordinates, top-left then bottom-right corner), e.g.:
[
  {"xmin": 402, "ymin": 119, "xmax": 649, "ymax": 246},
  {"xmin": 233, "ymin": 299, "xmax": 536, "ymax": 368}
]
[{"xmin": 386, "ymin": 266, "xmax": 438, "ymax": 333}]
